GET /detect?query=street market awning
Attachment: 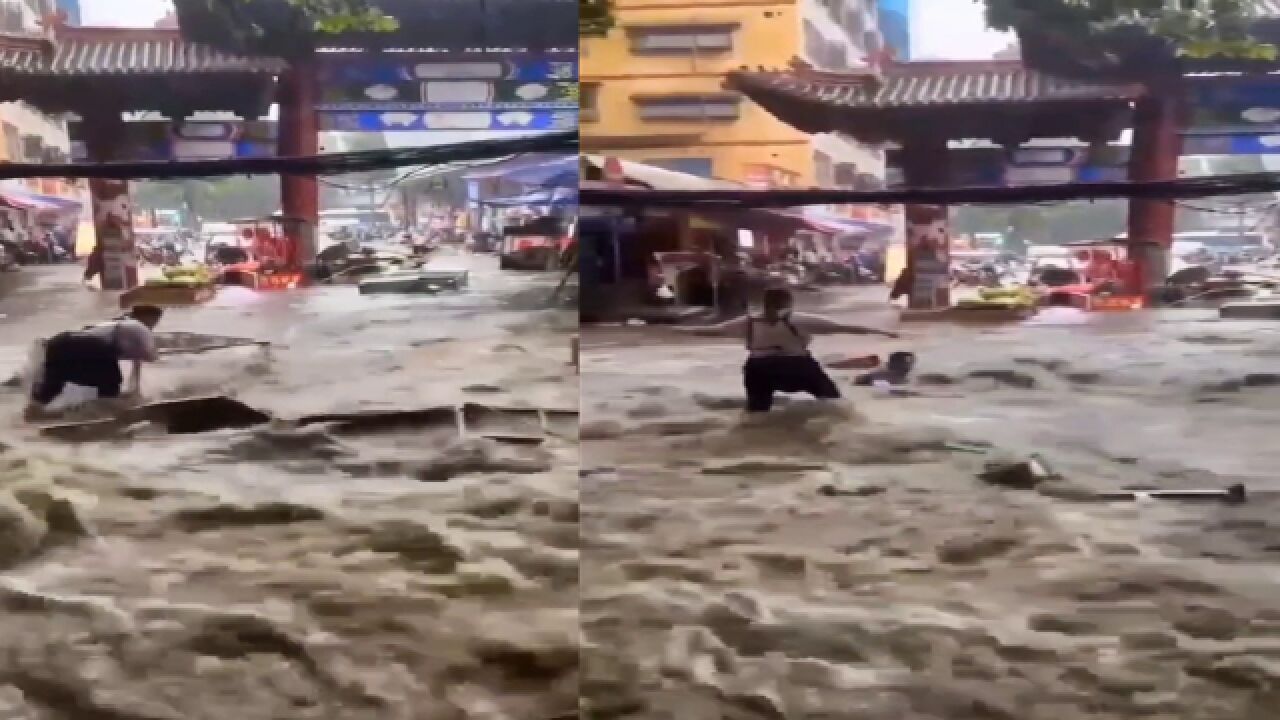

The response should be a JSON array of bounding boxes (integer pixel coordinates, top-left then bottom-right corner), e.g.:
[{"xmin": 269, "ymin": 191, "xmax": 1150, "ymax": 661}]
[
  {"xmin": 464, "ymin": 154, "xmax": 579, "ymax": 187},
  {"xmin": 0, "ymin": 187, "xmax": 82, "ymax": 214},
  {"xmin": 582, "ymin": 155, "xmax": 742, "ymax": 191},
  {"xmin": 796, "ymin": 209, "xmax": 894, "ymax": 236}
]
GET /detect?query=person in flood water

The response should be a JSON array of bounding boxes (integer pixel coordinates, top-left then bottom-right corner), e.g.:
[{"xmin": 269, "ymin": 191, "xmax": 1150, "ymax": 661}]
[
  {"xmin": 83, "ymin": 242, "xmax": 104, "ymax": 286},
  {"xmin": 24, "ymin": 304, "xmax": 164, "ymax": 420},
  {"xmin": 679, "ymin": 286, "xmax": 898, "ymax": 413}
]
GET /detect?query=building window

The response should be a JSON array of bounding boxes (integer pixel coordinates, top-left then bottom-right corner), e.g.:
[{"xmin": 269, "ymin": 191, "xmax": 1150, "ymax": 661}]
[
  {"xmin": 646, "ymin": 157, "xmax": 714, "ymax": 178},
  {"xmin": 0, "ymin": 1, "xmax": 23, "ymax": 33},
  {"xmin": 803, "ymin": 20, "xmax": 849, "ymax": 70},
  {"xmin": 854, "ymin": 172, "xmax": 884, "ymax": 191},
  {"xmin": 21, "ymin": 134, "xmax": 43, "ymax": 162},
  {"xmin": 834, "ymin": 162, "xmax": 859, "ymax": 187},
  {"xmin": 3, "ymin": 123, "xmax": 19, "ymax": 161},
  {"xmin": 582, "ymin": 83, "xmax": 600, "ymax": 122},
  {"xmin": 863, "ymin": 30, "xmax": 882, "ymax": 60},
  {"xmin": 814, "ymin": 151, "xmax": 834, "ymax": 186},
  {"xmin": 627, "ymin": 24, "xmax": 738, "ymax": 55},
  {"xmin": 843, "ymin": 4, "xmax": 866, "ymax": 40},
  {"xmin": 633, "ymin": 94, "xmax": 741, "ymax": 122}
]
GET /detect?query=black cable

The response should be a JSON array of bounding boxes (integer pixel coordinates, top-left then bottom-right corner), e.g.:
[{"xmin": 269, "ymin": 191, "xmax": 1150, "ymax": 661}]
[
  {"xmin": 0, "ymin": 131, "xmax": 575, "ymax": 180},
  {"xmin": 580, "ymin": 172, "xmax": 1280, "ymax": 208}
]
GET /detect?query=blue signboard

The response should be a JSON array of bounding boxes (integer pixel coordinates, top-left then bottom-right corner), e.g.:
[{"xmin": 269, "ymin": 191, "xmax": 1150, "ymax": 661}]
[
  {"xmin": 1188, "ymin": 79, "xmax": 1280, "ymax": 133},
  {"xmin": 1184, "ymin": 133, "xmax": 1280, "ymax": 155},
  {"xmin": 319, "ymin": 110, "xmax": 577, "ymax": 132},
  {"xmin": 321, "ymin": 55, "xmax": 578, "ymax": 85},
  {"xmin": 316, "ymin": 54, "xmax": 578, "ymax": 113}
]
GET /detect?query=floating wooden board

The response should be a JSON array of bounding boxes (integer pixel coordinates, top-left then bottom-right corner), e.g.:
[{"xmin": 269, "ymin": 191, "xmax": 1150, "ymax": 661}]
[
  {"xmin": 297, "ymin": 406, "xmax": 460, "ymax": 435},
  {"xmin": 119, "ymin": 284, "xmax": 216, "ymax": 309},
  {"xmin": 299, "ymin": 402, "xmax": 577, "ymax": 442},
  {"xmin": 1221, "ymin": 301, "xmax": 1280, "ymax": 320},
  {"xmin": 155, "ymin": 332, "xmax": 268, "ymax": 356},
  {"xmin": 901, "ymin": 306, "xmax": 1034, "ymax": 324},
  {"xmin": 40, "ymin": 399, "xmax": 578, "ymax": 444},
  {"xmin": 358, "ymin": 270, "xmax": 468, "ymax": 295},
  {"xmin": 38, "ymin": 395, "xmax": 270, "ymax": 440},
  {"xmin": 481, "ymin": 433, "xmax": 546, "ymax": 446}
]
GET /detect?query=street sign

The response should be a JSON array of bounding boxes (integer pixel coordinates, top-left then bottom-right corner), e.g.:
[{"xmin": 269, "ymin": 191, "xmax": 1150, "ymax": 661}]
[{"xmin": 315, "ymin": 53, "xmax": 578, "ymax": 113}]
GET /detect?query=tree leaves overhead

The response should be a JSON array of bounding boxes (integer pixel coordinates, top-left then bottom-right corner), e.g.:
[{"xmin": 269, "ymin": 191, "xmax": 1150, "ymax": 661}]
[
  {"xmin": 980, "ymin": 0, "xmax": 1277, "ymax": 61},
  {"xmin": 179, "ymin": 0, "xmax": 397, "ymax": 58},
  {"xmin": 580, "ymin": 0, "xmax": 614, "ymax": 36},
  {"xmin": 292, "ymin": 0, "xmax": 399, "ymax": 34}
]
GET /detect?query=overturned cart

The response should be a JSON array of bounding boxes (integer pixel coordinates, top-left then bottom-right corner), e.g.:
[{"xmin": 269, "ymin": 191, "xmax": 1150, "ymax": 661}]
[{"xmin": 358, "ymin": 269, "xmax": 469, "ymax": 295}]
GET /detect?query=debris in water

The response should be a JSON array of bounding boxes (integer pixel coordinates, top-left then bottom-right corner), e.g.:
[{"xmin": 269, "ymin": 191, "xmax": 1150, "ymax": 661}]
[
  {"xmin": 817, "ymin": 483, "xmax": 886, "ymax": 497},
  {"xmin": 1095, "ymin": 483, "xmax": 1247, "ymax": 505},
  {"xmin": 967, "ymin": 369, "xmax": 1037, "ymax": 389},
  {"xmin": 414, "ymin": 438, "xmax": 552, "ymax": 482},
  {"xmin": 171, "ymin": 502, "xmax": 326, "ymax": 533},
  {"xmin": 979, "ymin": 460, "xmax": 1044, "ymax": 490},
  {"xmin": 944, "ymin": 441, "xmax": 991, "ymax": 455}
]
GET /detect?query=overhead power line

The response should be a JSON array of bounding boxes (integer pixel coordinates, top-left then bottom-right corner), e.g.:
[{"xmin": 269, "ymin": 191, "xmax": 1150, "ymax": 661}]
[
  {"xmin": 579, "ymin": 173, "xmax": 1280, "ymax": 208},
  {"xmin": 0, "ymin": 132, "xmax": 575, "ymax": 181}
]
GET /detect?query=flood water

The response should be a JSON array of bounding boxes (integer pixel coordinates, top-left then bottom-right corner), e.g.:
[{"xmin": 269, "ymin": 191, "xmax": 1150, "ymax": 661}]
[
  {"xmin": 582, "ymin": 300, "xmax": 1280, "ymax": 720},
  {"xmin": 0, "ymin": 252, "xmax": 580, "ymax": 720},
  {"xmin": 6, "ymin": 258, "xmax": 1280, "ymax": 719}
]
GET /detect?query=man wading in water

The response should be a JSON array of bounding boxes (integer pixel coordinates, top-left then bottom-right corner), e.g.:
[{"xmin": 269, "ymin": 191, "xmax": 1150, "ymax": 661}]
[
  {"xmin": 24, "ymin": 304, "xmax": 164, "ymax": 420},
  {"xmin": 679, "ymin": 287, "xmax": 898, "ymax": 413}
]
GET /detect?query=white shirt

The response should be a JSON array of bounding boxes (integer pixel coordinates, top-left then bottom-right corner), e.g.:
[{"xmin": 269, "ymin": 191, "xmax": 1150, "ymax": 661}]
[
  {"xmin": 745, "ymin": 314, "xmax": 812, "ymax": 357},
  {"xmin": 83, "ymin": 318, "xmax": 158, "ymax": 362}
]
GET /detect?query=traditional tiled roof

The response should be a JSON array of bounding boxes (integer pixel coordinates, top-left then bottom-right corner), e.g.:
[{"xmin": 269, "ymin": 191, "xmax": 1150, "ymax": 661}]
[
  {"xmin": 0, "ymin": 28, "xmax": 283, "ymax": 77},
  {"xmin": 727, "ymin": 61, "xmax": 1143, "ymax": 111},
  {"xmin": 0, "ymin": 34, "xmax": 48, "ymax": 72}
]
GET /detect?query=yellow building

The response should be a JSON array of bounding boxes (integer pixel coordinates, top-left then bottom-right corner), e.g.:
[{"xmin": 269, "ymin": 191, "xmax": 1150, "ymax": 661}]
[{"xmin": 580, "ymin": 0, "xmax": 814, "ymax": 187}]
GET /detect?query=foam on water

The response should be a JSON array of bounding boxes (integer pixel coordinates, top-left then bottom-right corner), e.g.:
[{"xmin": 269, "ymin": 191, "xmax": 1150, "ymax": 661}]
[
  {"xmin": 582, "ymin": 312, "xmax": 1280, "ymax": 720},
  {"xmin": 0, "ymin": 256, "xmax": 581, "ymax": 719}
]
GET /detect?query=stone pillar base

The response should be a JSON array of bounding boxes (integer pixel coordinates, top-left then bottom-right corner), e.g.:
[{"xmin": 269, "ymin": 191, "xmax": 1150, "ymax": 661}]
[
  {"xmin": 89, "ymin": 178, "xmax": 137, "ymax": 292},
  {"xmin": 904, "ymin": 204, "xmax": 951, "ymax": 310}
]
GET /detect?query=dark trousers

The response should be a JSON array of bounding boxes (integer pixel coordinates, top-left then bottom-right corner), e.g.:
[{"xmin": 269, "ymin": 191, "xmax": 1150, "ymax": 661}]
[
  {"xmin": 31, "ymin": 332, "xmax": 122, "ymax": 406},
  {"xmin": 743, "ymin": 354, "xmax": 841, "ymax": 413},
  {"xmin": 84, "ymin": 246, "xmax": 103, "ymax": 281}
]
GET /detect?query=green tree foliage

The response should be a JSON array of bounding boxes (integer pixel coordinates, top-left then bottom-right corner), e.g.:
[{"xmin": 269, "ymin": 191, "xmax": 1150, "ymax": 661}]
[
  {"xmin": 135, "ymin": 178, "xmax": 281, "ymax": 226},
  {"xmin": 953, "ymin": 201, "xmax": 1127, "ymax": 248},
  {"xmin": 178, "ymin": 0, "xmax": 397, "ymax": 57},
  {"xmin": 580, "ymin": 0, "xmax": 614, "ymax": 37},
  {"xmin": 981, "ymin": 0, "xmax": 1276, "ymax": 61},
  {"xmin": 287, "ymin": 0, "xmax": 399, "ymax": 34}
]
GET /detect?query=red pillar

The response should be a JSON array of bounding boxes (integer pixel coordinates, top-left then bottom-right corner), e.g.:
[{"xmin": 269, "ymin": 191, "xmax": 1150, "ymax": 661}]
[
  {"xmin": 1127, "ymin": 94, "xmax": 1182, "ymax": 296},
  {"xmin": 82, "ymin": 110, "xmax": 139, "ymax": 291},
  {"xmin": 897, "ymin": 139, "xmax": 952, "ymax": 310},
  {"xmin": 278, "ymin": 57, "xmax": 320, "ymax": 266}
]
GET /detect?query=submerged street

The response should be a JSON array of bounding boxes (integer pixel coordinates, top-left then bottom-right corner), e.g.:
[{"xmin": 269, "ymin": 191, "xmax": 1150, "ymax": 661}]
[
  {"xmin": 0, "ymin": 252, "xmax": 580, "ymax": 720},
  {"xmin": 581, "ymin": 303, "xmax": 1280, "ymax": 720}
]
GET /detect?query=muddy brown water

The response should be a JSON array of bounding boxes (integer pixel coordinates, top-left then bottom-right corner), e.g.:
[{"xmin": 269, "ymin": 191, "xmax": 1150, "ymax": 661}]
[
  {"xmin": 0, "ymin": 256, "xmax": 580, "ymax": 720},
  {"xmin": 8, "ymin": 259, "xmax": 1280, "ymax": 719},
  {"xmin": 582, "ymin": 305, "xmax": 1280, "ymax": 720}
]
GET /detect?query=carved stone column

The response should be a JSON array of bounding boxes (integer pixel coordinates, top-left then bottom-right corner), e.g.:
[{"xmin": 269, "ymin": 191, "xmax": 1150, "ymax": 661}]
[
  {"xmin": 81, "ymin": 109, "xmax": 137, "ymax": 291},
  {"xmin": 897, "ymin": 138, "xmax": 952, "ymax": 310}
]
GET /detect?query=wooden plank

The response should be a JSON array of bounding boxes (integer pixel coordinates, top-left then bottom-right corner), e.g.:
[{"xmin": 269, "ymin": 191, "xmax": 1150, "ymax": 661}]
[
  {"xmin": 1221, "ymin": 301, "xmax": 1280, "ymax": 320},
  {"xmin": 39, "ymin": 395, "xmax": 269, "ymax": 439}
]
